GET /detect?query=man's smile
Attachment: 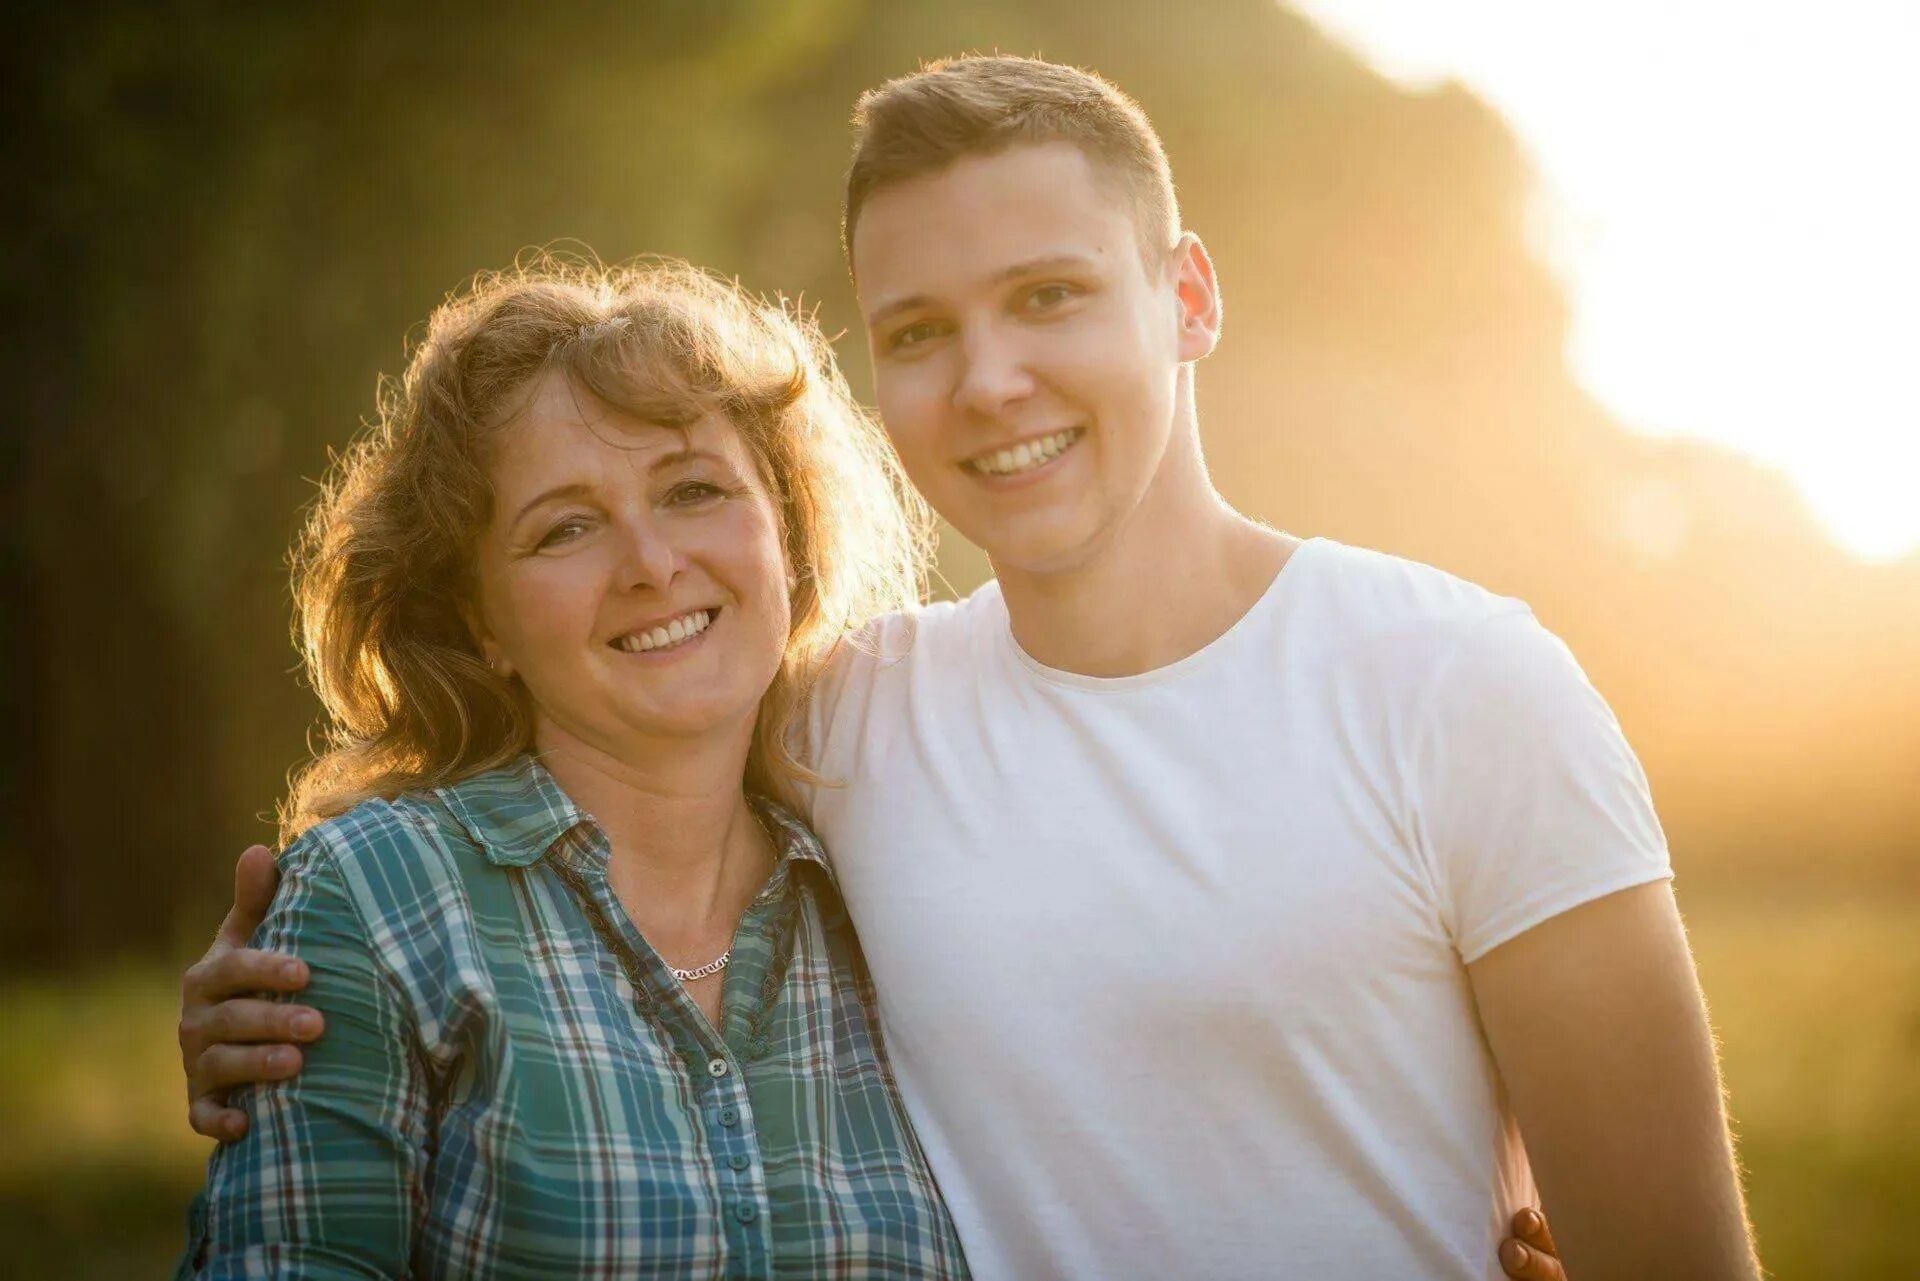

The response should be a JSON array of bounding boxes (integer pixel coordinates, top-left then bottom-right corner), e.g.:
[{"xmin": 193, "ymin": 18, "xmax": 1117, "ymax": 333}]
[{"xmin": 959, "ymin": 426, "xmax": 1085, "ymax": 479}]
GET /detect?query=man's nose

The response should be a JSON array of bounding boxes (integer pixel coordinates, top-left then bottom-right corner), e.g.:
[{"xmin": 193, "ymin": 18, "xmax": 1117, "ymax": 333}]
[{"xmin": 952, "ymin": 324, "xmax": 1037, "ymax": 419}]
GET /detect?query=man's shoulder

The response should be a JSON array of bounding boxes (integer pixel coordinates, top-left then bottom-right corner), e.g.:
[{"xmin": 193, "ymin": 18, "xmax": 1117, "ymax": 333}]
[
  {"xmin": 1293, "ymin": 538, "xmax": 1527, "ymax": 647},
  {"xmin": 827, "ymin": 580, "xmax": 1004, "ymax": 677}
]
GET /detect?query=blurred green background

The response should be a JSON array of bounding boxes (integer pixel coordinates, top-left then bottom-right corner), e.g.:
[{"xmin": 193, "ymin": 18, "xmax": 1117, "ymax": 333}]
[{"xmin": 3, "ymin": 2, "xmax": 1915, "ymax": 1276}]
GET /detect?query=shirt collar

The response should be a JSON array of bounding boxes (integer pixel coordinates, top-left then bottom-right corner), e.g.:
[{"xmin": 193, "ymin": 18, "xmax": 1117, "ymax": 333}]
[
  {"xmin": 435, "ymin": 754, "xmax": 590, "ymax": 868},
  {"xmin": 753, "ymin": 795, "xmax": 841, "ymax": 900},
  {"xmin": 435, "ymin": 756, "xmax": 844, "ymax": 913}
]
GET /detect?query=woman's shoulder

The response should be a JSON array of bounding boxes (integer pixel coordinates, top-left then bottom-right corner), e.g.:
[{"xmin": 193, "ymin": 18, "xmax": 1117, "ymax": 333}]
[{"xmin": 279, "ymin": 787, "xmax": 497, "ymax": 923}]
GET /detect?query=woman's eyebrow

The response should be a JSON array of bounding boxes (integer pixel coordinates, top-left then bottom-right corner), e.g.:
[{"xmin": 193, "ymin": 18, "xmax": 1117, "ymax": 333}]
[
  {"xmin": 649, "ymin": 446, "xmax": 732, "ymax": 474},
  {"xmin": 507, "ymin": 448, "xmax": 736, "ymax": 528},
  {"xmin": 510, "ymin": 482, "xmax": 594, "ymax": 530}
]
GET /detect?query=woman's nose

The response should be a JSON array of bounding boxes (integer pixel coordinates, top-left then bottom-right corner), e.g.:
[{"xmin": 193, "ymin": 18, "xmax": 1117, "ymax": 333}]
[{"xmin": 613, "ymin": 514, "xmax": 686, "ymax": 591}]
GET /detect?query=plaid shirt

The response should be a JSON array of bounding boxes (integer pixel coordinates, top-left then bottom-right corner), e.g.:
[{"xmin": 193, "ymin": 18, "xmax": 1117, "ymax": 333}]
[{"xmin": 179, "ymin": 755, "xmax": 967, "ymax": 1279}]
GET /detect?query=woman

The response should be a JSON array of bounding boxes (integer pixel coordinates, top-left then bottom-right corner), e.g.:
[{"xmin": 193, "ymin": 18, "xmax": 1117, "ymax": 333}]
[{"xmin": 177, "ymin": 258, "xmax": 967, "ymax": 1277}]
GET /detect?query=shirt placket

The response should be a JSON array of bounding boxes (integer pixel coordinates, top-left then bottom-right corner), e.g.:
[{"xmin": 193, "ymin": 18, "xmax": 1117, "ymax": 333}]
[{"xmin": 548, "ymin": 845, "xmax": 779, "ymax": 1279}]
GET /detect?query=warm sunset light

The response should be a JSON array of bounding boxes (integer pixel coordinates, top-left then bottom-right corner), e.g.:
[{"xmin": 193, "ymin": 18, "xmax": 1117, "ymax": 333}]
[
  {"xmin": 1292, "ymin": 0, "xmax": 1920, "ymax": 561},
  {"xmin": 14, "ymin": 11, "xmax": 1918, "ymax": 1277}
]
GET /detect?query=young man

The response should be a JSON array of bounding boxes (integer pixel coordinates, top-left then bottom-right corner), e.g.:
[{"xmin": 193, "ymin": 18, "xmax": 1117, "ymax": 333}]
[{"xmin": 179, "ymin": 57, "xmax": 1756, "ymax": 1279}]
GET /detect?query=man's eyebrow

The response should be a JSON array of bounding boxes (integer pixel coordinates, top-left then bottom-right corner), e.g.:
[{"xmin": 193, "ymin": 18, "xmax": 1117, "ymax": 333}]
[
  {"xmin": 865, "ymin": 294, "xmax": 934, "ymax": 332},
  {"xmin": 865, "ymin": 254, "xmax": 1103, "ymax": 331},
  {"xmin": 989, "ymin": 252, "xmax": 1101, "ymax": 284}
]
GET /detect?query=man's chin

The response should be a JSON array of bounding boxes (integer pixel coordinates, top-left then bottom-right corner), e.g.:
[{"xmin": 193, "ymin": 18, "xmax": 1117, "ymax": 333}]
[{"xmin": 970, "ymin": 513, "xmax": 1114, "ymax": 581}]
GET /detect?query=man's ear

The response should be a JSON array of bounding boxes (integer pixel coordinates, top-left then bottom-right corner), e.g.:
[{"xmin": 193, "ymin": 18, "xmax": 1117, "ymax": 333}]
[{"xmin": 1170, "ymin": 232, "xmax": 1222, "ymax": 362}]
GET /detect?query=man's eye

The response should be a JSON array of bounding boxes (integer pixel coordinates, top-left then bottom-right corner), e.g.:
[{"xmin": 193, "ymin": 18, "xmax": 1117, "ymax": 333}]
[
  {"xmin": 888, "ymin": 320, "xmax": 943, "ymax": 351},
  {"xmin": 1026, "ymin": 283, "xmax": 1077, "ymax": 310}
]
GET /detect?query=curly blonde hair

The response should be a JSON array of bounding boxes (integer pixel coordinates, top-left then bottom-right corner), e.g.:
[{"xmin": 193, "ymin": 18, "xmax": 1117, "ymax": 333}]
[{"xmin": 281, "ymin": 255, "xmax": 931, "ymax": 840}]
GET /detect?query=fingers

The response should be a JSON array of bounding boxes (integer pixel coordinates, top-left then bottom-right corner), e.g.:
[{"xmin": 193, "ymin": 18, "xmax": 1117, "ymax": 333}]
[
  {"xmin": 188, "ymin": 1095, "xmax": 250, "ymax": 1143},
  {"xmin": 188, "ymin": 998, "xmax": 324, "ymax": 1051},
  {"xmin": 218, "ymin": 844, "xmax": 281, "ymax": 947},
  {"xmin": 1513, "ymin": 1207, "xmax": 1559, "ymax": 1256},
  {"xmin": 1500, "ymin": 1210, "xmax": 1565, "ymax": 1281},
  {"xmin": 182, "ymin": 947, "xmax": 310, "ymax": 1008},
  {"xmin": 1498, "ymin": 1238, "xmax": 1567, "ymax": 1280},
  {"xmin": 190, "ymin": 1042, "xmax": 305, "ymax": 1102},
  {"xmin": 179, "ymin": 990, "xmax": 319, "ymax": 1078}
]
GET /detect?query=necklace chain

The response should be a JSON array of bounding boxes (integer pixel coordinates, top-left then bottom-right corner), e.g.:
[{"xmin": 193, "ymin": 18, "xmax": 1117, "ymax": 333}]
[
  {"xmin": 665, "ymin": 807, "xmax": 778, "ymax": 984},
  {"xmin": 669, "ymin": 951, "xmax": 730, "ymax": 982}
]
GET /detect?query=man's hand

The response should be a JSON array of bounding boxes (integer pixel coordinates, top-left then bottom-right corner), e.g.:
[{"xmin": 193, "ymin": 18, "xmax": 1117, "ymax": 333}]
[
  {"xmin": 1499, "ymin": 1208, "xmax": 1565, "ymax": 1280},
  {"xmin": 178, "ymin": 844, "xmax": 323, "ymax": 1141}
]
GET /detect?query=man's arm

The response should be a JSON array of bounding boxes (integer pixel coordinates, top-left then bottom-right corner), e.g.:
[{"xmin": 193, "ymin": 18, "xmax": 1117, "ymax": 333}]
[
  {"xmin": 1469, "ymin": 880, "xmax": 1759, "ymax": 1280},
  {"xmin": 181, "ymin": 846, "xmax": 1571, "ymax": 1276},
  {"xmin": 179, "ymin": 845, "xmax": 322, "ymax": 1139}
]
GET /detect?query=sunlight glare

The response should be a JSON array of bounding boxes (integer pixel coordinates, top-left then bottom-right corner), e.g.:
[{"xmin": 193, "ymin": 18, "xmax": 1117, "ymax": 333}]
[{"xmin": 1288, "ymin": 0, "xmax": 1920, "ymax": 560}]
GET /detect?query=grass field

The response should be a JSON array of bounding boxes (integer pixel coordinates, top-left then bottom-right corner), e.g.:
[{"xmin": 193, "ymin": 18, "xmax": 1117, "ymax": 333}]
[{"xmin": 3, "ymin": 894, "xmax": 1914, "ymax": 1278}]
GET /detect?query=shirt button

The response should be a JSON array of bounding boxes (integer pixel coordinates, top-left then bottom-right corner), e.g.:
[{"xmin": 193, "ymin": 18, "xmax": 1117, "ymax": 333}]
[
  {"xmin": 719, "ymin": 1107, "xmax": 740, "ymax": 1127},
  {"xmin": 707, "ymin": 1056, "xmax": 730, "ymax": 1078},
  {"xmin": 734, "ymin": 1203, "xmax": 758, "ymax": 1224},
  {"xmin": 728, "ymin": 1153, "xmax": 750, "ymax": 1171}
]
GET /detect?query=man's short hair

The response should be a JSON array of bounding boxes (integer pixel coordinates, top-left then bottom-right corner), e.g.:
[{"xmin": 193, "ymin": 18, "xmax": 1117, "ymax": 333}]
[{"xmin": 843, "ymin": 55, "xmax": 1181, "ymax": 267}]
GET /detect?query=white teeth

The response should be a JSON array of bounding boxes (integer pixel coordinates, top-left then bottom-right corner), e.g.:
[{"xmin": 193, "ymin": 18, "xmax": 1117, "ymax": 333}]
[
  {"xmin": 615, "ymin": 610, "xmax": 712, "ymax": 654},
  {"xmin": 967, "ymin": 429, "xmax": 1080, "ymax": 476}
]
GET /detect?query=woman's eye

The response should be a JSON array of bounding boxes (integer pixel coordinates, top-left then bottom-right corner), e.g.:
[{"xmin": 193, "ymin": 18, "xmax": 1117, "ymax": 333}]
[
  {"xmin": 538, "ymin": 517, "xmax": 590, "ymax": 548},
  {"xmin": 667, "ymin": 481, "xmax": 726, "ymax": 506}
]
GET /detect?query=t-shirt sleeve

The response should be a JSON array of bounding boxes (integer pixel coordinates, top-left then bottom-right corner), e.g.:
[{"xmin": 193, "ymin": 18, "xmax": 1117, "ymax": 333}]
[{"xmin": 1407, "ymin": 607, "xmax": 1673, "ymax": 963}]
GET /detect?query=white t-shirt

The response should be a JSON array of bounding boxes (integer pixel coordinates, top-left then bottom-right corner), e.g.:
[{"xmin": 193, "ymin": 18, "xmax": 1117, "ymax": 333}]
[{"xmin": 802, "ymin": 537, "xmax": 1671, "ymax": 1280}]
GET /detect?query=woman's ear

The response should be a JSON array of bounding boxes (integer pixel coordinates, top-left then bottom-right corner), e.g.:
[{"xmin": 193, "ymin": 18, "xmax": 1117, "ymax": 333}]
[{"xmin": 461, "ymin": 603, "xmax": 513, "ymax": 680}]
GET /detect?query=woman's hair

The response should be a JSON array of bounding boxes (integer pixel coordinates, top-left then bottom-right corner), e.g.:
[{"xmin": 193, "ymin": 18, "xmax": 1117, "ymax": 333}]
[{"xmin": 281, "ymin": 254, "xmax": 931, "ymax": 841}]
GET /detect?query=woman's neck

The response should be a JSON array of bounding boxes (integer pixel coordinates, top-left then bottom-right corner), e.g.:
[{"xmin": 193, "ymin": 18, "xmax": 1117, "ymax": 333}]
[{"xmin": 530, "ymin": 719, "xmax": 772, "ymax": 958}]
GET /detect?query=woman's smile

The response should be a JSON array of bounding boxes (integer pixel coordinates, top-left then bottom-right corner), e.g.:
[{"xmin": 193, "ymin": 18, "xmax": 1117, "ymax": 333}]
[{"xmin": 607, "ymin": 606, "xmax": 720, "ymax": 657}]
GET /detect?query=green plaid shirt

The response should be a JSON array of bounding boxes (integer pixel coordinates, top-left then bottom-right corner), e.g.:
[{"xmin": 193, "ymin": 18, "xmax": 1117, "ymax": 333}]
[{"xmin": 180, "ymin": 755, "xmax": 967, "ymax": 1279}]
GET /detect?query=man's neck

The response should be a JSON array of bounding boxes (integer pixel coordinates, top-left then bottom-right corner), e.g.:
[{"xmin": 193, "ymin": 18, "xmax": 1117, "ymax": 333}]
[{"xmin": 993, "ymin": 422, "xmax": 1298, "ymax": 678}]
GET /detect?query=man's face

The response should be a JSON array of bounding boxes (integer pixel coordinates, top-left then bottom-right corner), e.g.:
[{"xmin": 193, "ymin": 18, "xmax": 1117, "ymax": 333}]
[{"xmin": 852, "ymin": 142, "xmax": 1212, "ymax": 575}]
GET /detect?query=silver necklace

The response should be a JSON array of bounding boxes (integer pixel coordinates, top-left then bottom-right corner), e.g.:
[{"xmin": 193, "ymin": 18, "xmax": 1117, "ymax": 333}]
[
  {"xmin": 667, "ymin": 808, "xmax": 778, "ymax": 983},
  {"xmin": 669, "ymin": 952, "xmax": 730, "ymax": 982}
]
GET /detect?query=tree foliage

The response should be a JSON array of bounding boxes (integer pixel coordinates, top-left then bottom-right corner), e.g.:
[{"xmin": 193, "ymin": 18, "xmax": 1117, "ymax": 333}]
[{"xmin": 5, "ymin": 0, "xmax": 1915, "ymax": 967}]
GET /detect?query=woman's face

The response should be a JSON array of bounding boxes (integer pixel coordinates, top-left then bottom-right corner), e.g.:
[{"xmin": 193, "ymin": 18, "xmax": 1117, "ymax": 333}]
[{"xmin": 470, "ymin": 368, "xmax": 792, "ymax": 763}]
